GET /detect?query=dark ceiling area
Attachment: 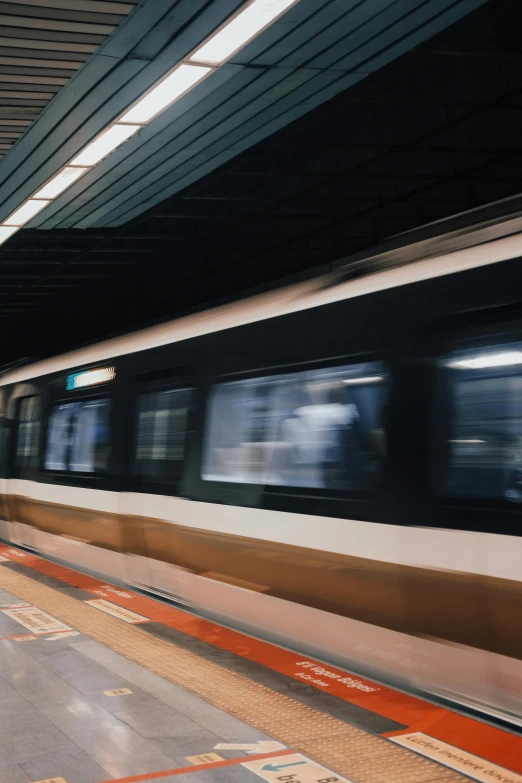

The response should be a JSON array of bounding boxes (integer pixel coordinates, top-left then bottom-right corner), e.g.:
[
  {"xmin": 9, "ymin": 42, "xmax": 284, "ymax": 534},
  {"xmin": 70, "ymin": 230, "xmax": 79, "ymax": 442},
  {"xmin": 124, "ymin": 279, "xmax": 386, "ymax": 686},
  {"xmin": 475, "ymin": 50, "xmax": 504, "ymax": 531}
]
[{"xmin": 1, "ymin": 0, "xmax": 520, "ymax": 365}]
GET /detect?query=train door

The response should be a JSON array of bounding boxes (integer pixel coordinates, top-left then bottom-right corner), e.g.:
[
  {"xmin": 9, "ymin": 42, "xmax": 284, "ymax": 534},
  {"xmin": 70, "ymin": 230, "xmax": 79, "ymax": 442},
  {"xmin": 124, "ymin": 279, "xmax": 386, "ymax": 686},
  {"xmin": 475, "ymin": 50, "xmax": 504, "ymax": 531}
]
[
  {"xmin": 410, "ymin": 305, "xmax": 522, "ymax": 723},
  {"xmin": 119, "ymin": 365, "xmax": 197, "ymax": 604}
]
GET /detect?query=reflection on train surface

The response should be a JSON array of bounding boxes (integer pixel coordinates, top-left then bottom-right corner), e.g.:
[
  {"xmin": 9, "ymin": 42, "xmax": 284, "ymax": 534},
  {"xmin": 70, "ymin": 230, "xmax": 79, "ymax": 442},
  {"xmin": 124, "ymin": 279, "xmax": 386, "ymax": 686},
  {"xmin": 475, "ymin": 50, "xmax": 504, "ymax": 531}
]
[
  {"xmin": 1, "ymin": 227, "xmax": 522, "ymax": 728},
  {"xmin": 442, "ymin": 345, "xmax": 522, "ymax": 501}
]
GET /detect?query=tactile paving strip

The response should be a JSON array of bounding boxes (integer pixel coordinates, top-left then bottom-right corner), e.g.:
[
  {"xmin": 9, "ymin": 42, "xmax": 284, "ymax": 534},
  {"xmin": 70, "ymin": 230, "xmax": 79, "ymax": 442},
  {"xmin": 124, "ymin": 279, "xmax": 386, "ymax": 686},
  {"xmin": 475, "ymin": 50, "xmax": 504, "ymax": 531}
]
[{"xmin": 0, "ymin": 565, "xmax": 469, "ymax": 783}]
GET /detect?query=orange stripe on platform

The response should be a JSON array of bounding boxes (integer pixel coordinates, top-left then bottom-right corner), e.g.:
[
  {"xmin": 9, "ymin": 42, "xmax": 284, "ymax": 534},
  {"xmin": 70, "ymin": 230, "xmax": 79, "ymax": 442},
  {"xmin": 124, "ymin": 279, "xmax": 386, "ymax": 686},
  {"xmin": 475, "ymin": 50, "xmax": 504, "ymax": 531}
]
[
  {"xmin": 1, "ymin": 544, "xmax": 521, "ymax": 774},
  {"xmin": 97, "ymin": 748, "xmax": 295, "ymax": 783},
  {"xmin": 0, "ymin": 633, "xmax": 35, "ymax": 640}
]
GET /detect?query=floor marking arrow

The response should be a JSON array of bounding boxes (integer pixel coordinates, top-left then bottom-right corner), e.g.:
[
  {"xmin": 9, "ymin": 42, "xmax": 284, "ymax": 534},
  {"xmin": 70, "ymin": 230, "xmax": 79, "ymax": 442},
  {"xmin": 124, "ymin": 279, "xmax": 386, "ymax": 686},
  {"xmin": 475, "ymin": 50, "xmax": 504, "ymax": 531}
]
[{"xmin": 261, "ymin": 760, "xmax": 307, "ymax": 773}]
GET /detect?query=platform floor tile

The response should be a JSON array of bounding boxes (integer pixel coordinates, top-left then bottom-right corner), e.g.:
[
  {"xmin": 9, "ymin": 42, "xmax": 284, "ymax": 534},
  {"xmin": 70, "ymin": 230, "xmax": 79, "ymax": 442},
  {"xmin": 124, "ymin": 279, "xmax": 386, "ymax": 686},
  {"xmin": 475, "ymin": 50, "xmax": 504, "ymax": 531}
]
[
  {"xmin": 0, "ymin": 556, "xmax": 513, "ymax": 783},
  {"xmin": 0, "ymin": 582, "xmax": 277, "ymax": 783}
]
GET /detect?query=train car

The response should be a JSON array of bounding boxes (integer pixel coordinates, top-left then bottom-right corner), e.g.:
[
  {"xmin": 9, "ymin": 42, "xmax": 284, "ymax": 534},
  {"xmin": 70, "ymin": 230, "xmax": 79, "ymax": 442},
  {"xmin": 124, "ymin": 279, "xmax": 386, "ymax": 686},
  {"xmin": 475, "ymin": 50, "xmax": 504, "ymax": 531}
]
[{"xmin": 1, "ymin": 217, "xmax": 522, "ymax": 726}]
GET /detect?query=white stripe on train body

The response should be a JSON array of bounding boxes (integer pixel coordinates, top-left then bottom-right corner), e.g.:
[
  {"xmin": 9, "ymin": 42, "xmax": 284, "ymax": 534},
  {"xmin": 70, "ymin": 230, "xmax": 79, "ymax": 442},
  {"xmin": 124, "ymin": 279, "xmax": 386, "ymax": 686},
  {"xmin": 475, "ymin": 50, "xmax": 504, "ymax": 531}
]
[{"xmin": 6, "ymin": 478, "xmax": 522, "ymax": 584}]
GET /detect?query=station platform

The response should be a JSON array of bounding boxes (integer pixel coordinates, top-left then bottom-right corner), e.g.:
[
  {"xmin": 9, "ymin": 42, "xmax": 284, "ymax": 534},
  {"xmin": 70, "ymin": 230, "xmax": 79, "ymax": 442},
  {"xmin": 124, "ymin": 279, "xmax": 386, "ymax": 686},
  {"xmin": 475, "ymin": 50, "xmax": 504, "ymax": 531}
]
[{"xmin": 0, "ymin": 543, "xmax": 520, "ymax": 783}]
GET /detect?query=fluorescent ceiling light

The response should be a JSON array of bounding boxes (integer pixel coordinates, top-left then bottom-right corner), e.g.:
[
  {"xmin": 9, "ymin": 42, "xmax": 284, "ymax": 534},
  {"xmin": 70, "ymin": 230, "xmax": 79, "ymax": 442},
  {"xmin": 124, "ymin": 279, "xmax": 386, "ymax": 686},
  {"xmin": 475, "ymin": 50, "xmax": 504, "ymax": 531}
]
[
  {"xmin": 0, "ymin": 0, "xmax": 302, "ymax": 248},
  {"xmin": 0, "ymin": 225, "xmax": 18, "ymax": 245},
  {"xmin": 190, "ymin": 0, "xmax": 299, "ymax": 65},
  {"xmin": 34, "ymin": 166, "xmax": 89, "ymax": 199},
  {"xmin": 70, "ymin": 124, "xmax": 141, "ymax": 167},
  {"xmin": 119, "ymin": 64, "xmax": 212, "ymax": 125},
  {"xmin": 4, "ymin": 199, "xmax": 50, "ymax": 227},
  {"xmin": 448, "ymin": 351, "xmax": 522, "ymax": 369},
  {"xmin": 343, "ymin": 376, "xmax": 384, "ymax": 385}
]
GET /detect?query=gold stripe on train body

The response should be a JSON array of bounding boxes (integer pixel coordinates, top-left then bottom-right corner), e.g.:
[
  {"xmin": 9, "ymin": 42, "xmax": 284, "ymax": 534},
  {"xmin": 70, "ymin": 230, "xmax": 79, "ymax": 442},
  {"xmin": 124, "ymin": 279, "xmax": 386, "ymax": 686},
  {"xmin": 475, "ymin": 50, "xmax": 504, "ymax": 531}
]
[
  {"xmin": 0, "ymin": 565, "xmax": 468, "ymax": 783},
  {"xmin": 4, "ymin": 493, "xmax": 522, "ymax": 661}
]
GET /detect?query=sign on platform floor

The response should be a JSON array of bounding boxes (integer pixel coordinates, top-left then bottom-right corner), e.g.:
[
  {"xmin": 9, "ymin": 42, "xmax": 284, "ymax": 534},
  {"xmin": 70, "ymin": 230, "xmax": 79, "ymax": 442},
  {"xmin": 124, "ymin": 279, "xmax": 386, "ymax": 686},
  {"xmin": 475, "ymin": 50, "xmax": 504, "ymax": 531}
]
[
  {"xmin": 84, "ymin": 599, "xmax": 148, "ymax": 624},
  {"xmin": 242, "ymin": 753, "xmax": 351, "ymax": 783},
  {"xmin": 32, "ymin": 778, "xmax": 68, "ymax": 783},
  {"xmin": 104, "ymin": 688, "xmax": 133, "ymax": 697},
  {"xmin": 2, "ymin": 607, "xmax": 71, "ymax": 634},
  {"xmin": 186, "ymin": 753, "xmax": 224, "ymax": 765},
  {"xmin": 391, "ymin": 734, "xmax": 522, "ymax": 783}
]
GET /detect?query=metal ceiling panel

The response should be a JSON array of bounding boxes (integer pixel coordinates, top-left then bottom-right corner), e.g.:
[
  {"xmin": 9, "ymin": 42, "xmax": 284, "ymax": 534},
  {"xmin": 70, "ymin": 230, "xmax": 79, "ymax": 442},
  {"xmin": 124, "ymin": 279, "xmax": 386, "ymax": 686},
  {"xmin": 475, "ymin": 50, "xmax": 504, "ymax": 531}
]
[
  {"xmin": 75, "ymin": 69, "xmax": 351, "ymax": 228},
  {"xmin": 77, "ymin": 0, "xmax": 492, "ymax": 229},
  {"xmin": 0, "ymin": 0, "xmax": 187, "ymax": 183},
  {"xmin": 46, "ymin": 65, "xmax": 318, "ymax": 227},
  {"xmin": 309, "ymin": 0, "xmax": 471, "ymax": 69},
  {"xmin": 0, "ymin": 0, "xmax": 490, "ymax": 234},
  {"xmin": 0, "ymin": 0, "xmax": 137, "ymax": 159},
  {"xmin": 38, "ymin": 63, "xmax": 253, "ymax": 228},
  {"xmin": 0, "ymin": 0, "xmax": 245, "ymax": 222},
  {"xmin": 81, "ymin": 0, "xmax": 493, "ymax": 229},
  {"xmin": 249, "ymin": 0, "xmax": 398, "ymax": 67}
]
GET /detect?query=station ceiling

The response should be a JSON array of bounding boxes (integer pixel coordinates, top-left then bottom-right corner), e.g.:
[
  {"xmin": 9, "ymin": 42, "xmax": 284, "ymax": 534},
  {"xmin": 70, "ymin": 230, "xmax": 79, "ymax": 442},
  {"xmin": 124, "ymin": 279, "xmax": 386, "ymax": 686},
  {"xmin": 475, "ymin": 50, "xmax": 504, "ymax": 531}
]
[
  {"xmin": 0, "ymin": 0, "xmax": 520, "ymax": 365},
  {"xmin": 0, "ymin": 1, "xmax": 138, "ymax": 159}
]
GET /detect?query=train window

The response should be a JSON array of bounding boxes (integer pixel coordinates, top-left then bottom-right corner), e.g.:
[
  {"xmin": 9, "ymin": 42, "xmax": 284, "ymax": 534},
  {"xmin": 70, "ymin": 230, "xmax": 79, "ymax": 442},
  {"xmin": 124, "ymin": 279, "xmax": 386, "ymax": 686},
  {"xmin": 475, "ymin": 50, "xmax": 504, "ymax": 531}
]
[
  {"xmin": 134, "ymin": 387, "xmax": 192, "ymax": 482},
  {"xmin": 45, "ymin": 398, "xmax": 111, "ymax": 474},
  {"xmin": 441, "ymin": 343, "xmax": 522, "ymax": 501},
  {"xmin": 202, "ymin": 361, "xmax": 388, "ymax": 491},
  {"xmin": 16, "ymin": 396, "xmax": 41, "ymax": 468}
]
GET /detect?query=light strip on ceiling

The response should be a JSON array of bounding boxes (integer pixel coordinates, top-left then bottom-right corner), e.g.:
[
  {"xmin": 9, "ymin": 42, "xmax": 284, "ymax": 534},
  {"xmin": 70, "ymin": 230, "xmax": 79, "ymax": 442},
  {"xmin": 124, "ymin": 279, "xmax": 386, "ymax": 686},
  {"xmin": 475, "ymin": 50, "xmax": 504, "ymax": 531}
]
[
  {"xmin": 33, "ymin": 167, "xmax": 89, "ymax": 199},
  {"xmin": 120, "ymin": 63, "xmax": 212, "ymax": 125},
  {"xmin": 70, "ymin": 124, "xmax": 141, "ymax": 167},
  {"xmin": 0, "ymin": 225, "xmax": 18, "ymax": 244},
  {"xmin": 4, "ymin": 199, "xmax": 50, "ymax": 227},
  {"xmin": 0, "ymin": 0, "xmax": 301, "ymax": 245},
  {"xmin": 190, "ymin": 0, "xmax": 300, "ymax": 65}
]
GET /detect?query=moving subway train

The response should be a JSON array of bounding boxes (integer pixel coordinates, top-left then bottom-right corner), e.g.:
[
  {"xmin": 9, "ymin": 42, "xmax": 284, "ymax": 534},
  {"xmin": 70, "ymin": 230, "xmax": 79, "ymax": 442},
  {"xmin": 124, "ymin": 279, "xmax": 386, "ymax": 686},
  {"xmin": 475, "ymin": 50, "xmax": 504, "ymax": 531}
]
[{"xmin": 1, "ymin": 222, "xmax": 522, "ymax": 725}]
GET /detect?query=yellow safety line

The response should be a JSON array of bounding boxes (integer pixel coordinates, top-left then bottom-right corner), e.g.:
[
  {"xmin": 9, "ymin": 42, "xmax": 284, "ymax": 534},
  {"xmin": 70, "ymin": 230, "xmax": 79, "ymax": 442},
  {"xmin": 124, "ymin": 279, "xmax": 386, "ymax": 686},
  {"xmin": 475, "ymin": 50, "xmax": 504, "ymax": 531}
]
[{"xmin": 0, "ymin": 566, "xmax": 467, "ymax": 783}]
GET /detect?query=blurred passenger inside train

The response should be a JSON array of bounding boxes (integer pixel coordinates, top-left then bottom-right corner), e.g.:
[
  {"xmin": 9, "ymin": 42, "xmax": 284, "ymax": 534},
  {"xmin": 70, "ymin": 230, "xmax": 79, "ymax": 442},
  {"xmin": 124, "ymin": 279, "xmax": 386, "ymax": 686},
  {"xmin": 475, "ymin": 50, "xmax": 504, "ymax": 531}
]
[
  {"xmin": 280, "ymin": 380, "xmax": 363, "ymax": 489},
  {"xmin": 203, "ymin": 362, "xmax": 387, "ymax": 490}
]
